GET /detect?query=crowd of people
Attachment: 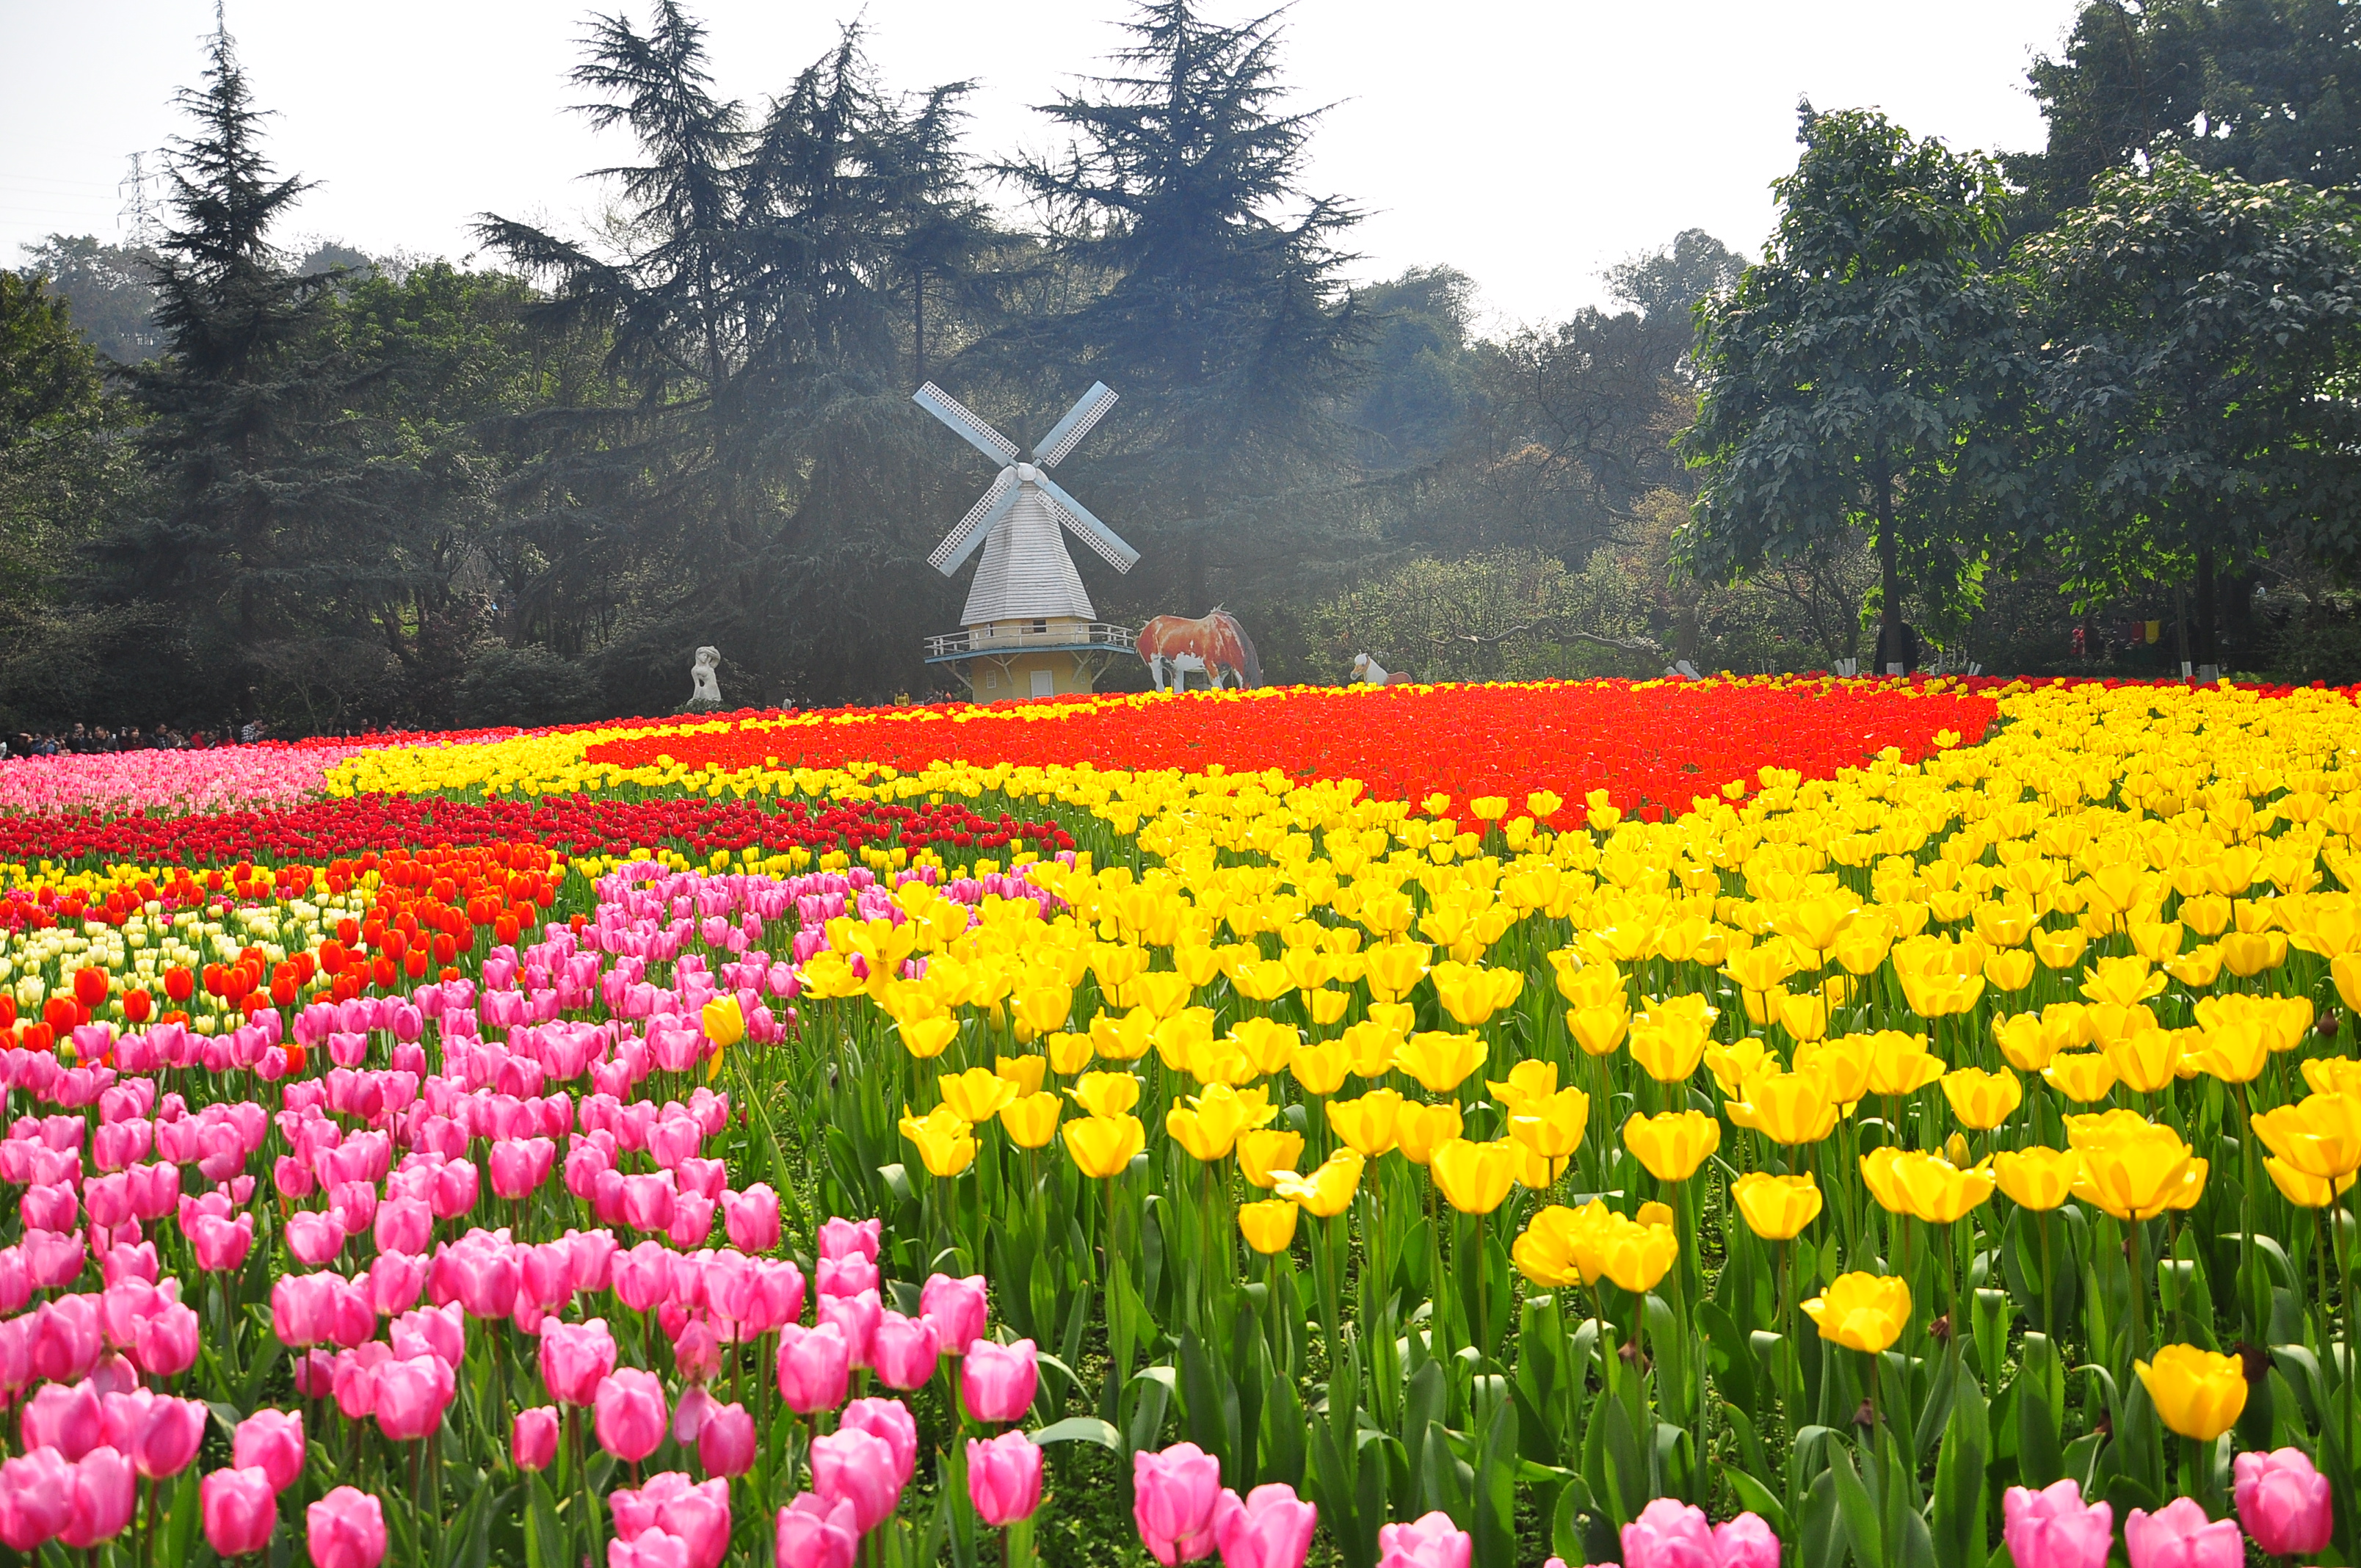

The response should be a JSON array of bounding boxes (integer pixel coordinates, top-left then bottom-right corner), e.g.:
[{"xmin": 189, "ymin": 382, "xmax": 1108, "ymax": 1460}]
[{"xmin": 0, "ymin": 720, "xmax": 270, "ymax": 758}]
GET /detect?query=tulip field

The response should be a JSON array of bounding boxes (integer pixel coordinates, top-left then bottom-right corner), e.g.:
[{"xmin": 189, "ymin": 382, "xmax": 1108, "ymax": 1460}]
[{"xmin": 12, "ymin": 675, "xmax": 2361, "ymax": 1568}]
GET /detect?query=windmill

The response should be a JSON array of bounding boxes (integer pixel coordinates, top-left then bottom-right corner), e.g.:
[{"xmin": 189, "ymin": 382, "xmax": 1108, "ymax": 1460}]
[{"xmin": 915, "ymin": 381, "xmax": 1139, "ymax": 700}]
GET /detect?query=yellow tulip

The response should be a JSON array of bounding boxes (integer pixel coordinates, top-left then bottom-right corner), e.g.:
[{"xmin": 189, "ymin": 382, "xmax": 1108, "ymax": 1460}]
[
  {"xmin": 1238, "ymin": 1197, "xmax": 1300, "ymax": 1255},
  {"xmin": 1628, "ymin": 1012, "xmax": 1711, "ymax": 1084},
  {"xmin": 2103, "ymin": 1028, "xmax": 2183, "ymax": 1095},
  {"xmin": 1992, "ymin": 1147, "xmax": 2080, "ymax": 1211},
  {"xmin": 2252, "ymin": 1093, "xmax": 2361, "ymax": 1180},
  {"xmin": 2188, "ymin": 1021, "xmax": 2271, "ymax": 1084},
  {"xmin": 1088, "ymin": 1007, "xmax": 1156, "ymax": 1061},
  {"xmin": 1511, "ymin": 1202, "xmax": 1595, "ymax": 1287},
  {"xmin": 1899, "ymin": 968, "xmax": 1984, "ymax": 1018},
  {"xmin": 2302, "ymin": 1056, "xmax": 2361, "ymax": 1097},
  {"xmin": 1152, "ymin": 1009, "xmax": 1216, "ymax": 1070},
  {"xmin": 1289, "ymin": 1038, "xmax": 1353, "ymax": 1096},
  {"xmin": 1704, "ymin": 1037, "xmax": 1779, "ymax": 1099},
  {"xmin": 1487, "ymin": 1059, "xmax": 1559, "ymax": 1111},
  {"xmin": 2134, "ymin": 1345, "xmax": 2249, "ymax": 1441},
  {"xmin": 1860, "ymin": 1031, "xmax": 1944, "ymax": 1096},
  {"xmin": 1508, "ymin": 1086, "xmax": 1591, "ymax": 1164},
  {"xmin": 1363, "ymin": 943, "xmax": 1431, "ymax": 1001},
  {"xmin": 1794, "ymin": 1037, "xmax": 1874, "ymax": 1106},
  {"xmin": 1273, "ymin": 1150, "xmax": 1364, "ymax": 1216},
  {"xmin": 1066, "ymin": 1071, "xmax": 1141, "ymax": 1118},
  {"xmin": 1581, "ymin": 1208, "xmax": 1678, "ymax": 1293},
  {"xmin": 1167, "ymin": 1084, "xmax": 1277, "ymax": 1162},
  {"xmin": 998, "ymin": 1092, "xmax": 1062, "ymax": 1149},
  {"xmin": 1046, "ymin": 1028, "xmax": 1094, "ymax": 1075},
  {"xmin": 2265, "ymin": 1156, "xmax": 2357, "ymax": 1208},
  {"xmin": 901, "ymin": 1016, "xmax": 962, "ymax": 1060},
  {"xmin": 1723, "ymin": 1070, "xmax": 1840, "ymax": 1146},
  {"xmin": 2081, "ymin": 955, "xmax": 2167, "ymax": 1008},
  {"xmin": 1730, "ymin": 1172, "xmax": 1822, "ymax": 1238},
  {"xmin": 2068, "ymin": 1118, "xmax": 2202, "ymax": 1221},
  {"xmin": 939, "ymin": 1067, "xmax": 1021, "ymax": 1124},
  {"xmin": 1327, "ymin": 1089, "xmax": 1404, "ymax": 1158},
  {"xmin": 1394, "ymin": 1030, "xmax": 1487, "ymax": 1094},
  {"xmin": 1620, "ymin": 1110, "xmax": 1720, "ymax": 1182},
  {"xmin": 1014, "ymin": 981, "xmax": 1073, "ymax": 1036},
  {"xmin": 1228, "ymin": 1017, "xmax": 1301, "ymax": 1076},
  {"xmin": 899, "ymin": 1104, "xmax": 977, "ymax": 1178},
  {"xmin": 1982, "ymin": 948, "xmax": 2037, "ymax": 992},
  {"xmin": 1236, "ymin": 1128, "xmax": 1305, "ymax": 1190},
  {"xmin": 1431, "ymin": 962, "xmax": 1523, "ymax": 1026},
  {"xmin": 1865, "ymin": 1149, "xmax": 1995, "ymax": 1224},
  {"xmin": 701, "ymin": 995, "xmax": 746, "ymax": 1052},
  {"xmin": 1801, "ymin": 1272, "xmax": 1911, "ymax": 1353},
  {"xmin": 1394, "ymin": 1100, "xmax": 1465, "ymax": 1166},
  {"xmin": 2031, "ymin": 928, "xmax": 2088, "ymax": 970},
  {"xmin": 991, "ymin": 1054, "xmax": 1047, "ymax": 1097},
  {"xmin": 1776, "ymin": 893, "xmax": 1860, "ymax": 952},
  {"xmin": 1775, "ymin": 990, "xmax": 1829, "ymax": 1043},
  {"xmin": 1429, "ymin": 1137, "xmax": 1520, "ymax": 1214},
  {"xmin": 1130, "ymin": 970, "xmax": 1196, "ymax": 1020},
  {"xmin": 1567, "ymin": 1003, "xmax": 1631, "ymax": 1057},
  {"xmin": 1063, "ymin": 1113, "xmax": 1147, "ymax": 1178},
  {"xmin": 1992, "ymin": 1012, "xmax": 2061, "ymax": 1072},
  {"xmin": 1940, "ymin": 1067, "xmax": 2022, "ymax": 1130},
  {"xmin": 2221, "ymin": 930, "xmax": 2288, "ymax": 977},
  {"xmin": 2042, "ymin": 1052, "xmax": 2119, "ymax": 1103},
  {"xmin": 1307, "ymin": 988, "xmax": 1351, "ymax": 1025}
]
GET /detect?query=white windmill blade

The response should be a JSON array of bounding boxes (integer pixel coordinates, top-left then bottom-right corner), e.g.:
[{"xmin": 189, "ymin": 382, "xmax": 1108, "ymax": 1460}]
[
  {"xmin": 1031, "ymin": 382, "xmax": 1119, "ymax": 469},
  {"xmin": 1035, "ymin": 472, "xmax": 1140, "ymax": 572},
  {"xmin": 913, "ymin": 382, "xmax": 1020, "ymax": 466},
  {"xmin": 927, "ymin": 467, "xmax": 1019, "ymax": 574}
]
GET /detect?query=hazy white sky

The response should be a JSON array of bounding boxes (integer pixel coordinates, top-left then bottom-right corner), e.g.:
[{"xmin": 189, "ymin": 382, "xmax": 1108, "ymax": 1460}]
[{"xmin": 3, "ymin": 0, "xmax": 2082, "ymax": 327}]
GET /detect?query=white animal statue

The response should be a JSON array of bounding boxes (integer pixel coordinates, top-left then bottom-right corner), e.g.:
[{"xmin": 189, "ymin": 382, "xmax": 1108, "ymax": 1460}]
[
  {"xmin": 688, "ymin": 647, "xmax": 722, "ymax": 708},
  {"xmin": 1352, "ymin": 653, "xmax": 1415, "ymax": 687},
  {"xmin": 1156, "ymin": 652, "xmax": 1211, "ymax": 691}
]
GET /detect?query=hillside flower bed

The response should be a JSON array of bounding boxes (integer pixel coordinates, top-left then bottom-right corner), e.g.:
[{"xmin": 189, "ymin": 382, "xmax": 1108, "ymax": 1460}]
[{"xmin": 0, "ymin": 677, "xmax": 2350, "ymax": 1568}]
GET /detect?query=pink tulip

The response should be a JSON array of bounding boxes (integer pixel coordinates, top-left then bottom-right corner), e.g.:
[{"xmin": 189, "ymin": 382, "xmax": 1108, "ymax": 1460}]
[
  {"xmin": 374, "ymin": 1354, "xmax": 456, "ymax": 1443},
  {"xmin": 541, "ymin": 1318, "xmax": 618, "ymax": 1406},
  {"xmin": 514, "ymin": 1408, "xmax": 559, "ymax": 1473},
  {"xmin": 1714, "ymin": 1514, "xmax": 1781, "ymax": 1568},
  {"xmin": 871, "ymin": 1312, "xmax": 940, "ymax": 1391},
  {"xmin": 2125, "ymin": 1499, "xmax": 2243, "ymax": 1568},
  {"xmin": 698, "ymin": 1403, "xmax": 755, "ymax": 1479},
  {"xmin": 841, "ymin": 1398, "xmax": 918, "ymax": 1488},
  {"xmin": 595, "ymin": 1368, "xmax": 669, "ymax": 1463},
  {"xmin": 2004, "ymin": 1483, "xmax": 2115, "ymax": 1568},
  {"xmin": 722, "ymin": 1186, "xmax": 780, "ymax": 1252},
  {"xmin": 233, "ymin": 1408, "xmax": 305, "ymax": 1492},
  {"xmin": 776, "ymin": 1493, "xmax": 860, "ymax": 1568},
  {"xmin": 817, "ymin": 1217, "xmax": 881, "ymax": 1262},
  {"xmin": 921, "ymin": 1273, "xmax": 987, "ymax": 1355},
  {"xmin": 816, "ymin": 1255, "xmax": 880, "ymax": 1299},
  {"xmin": 1378, "ymin": 1512, "xmax": 1473, "ymax": 1568},
  {"xmin": 134, "ymin": 1301, "xmax": 200, "ymax": 1377},
  {"xmin": 1134, "ymin": 1442, "xmax": 1225, "ymax": 1565},
  {"xmin": 285, "ymin": 1211, "xmax": 346, "ymax": 1266},
  {"xmin": 962, "ymin": 1338, "xmax": 1039, "ymax": 1424},
  {"xmin": 190, "ymin": 1212, "xmax": 254, "ymax": 1272},
  {"xmin": 609, "ymin": 1528, "xmax": 692, "ymax": 1568},
  {"xmin": 1621, "ymin": 1499, "xmax": 1716, "ymax": 1568},
  {"xmin": 307, "ymin": 1485, "xmax": 388, "ymax": 1568},
  {"xmin": 2235, "ymin": 1448, "xmax": 2334, "ymax": 1556},
  {"xmin": 23, "ymin": 1379, "xmax": 104, "ymax": 1461},
  {"xmin": 201, "ymin": 1466, "xmax": 279, "ymax": 1558},
  {"xmin": 968, "ymin": 1431, "xmax": 1043, "ymax": 1528},
  {"xmin": 613, "ymin": 1474, "xmax": 730, "ymax": 1568},
  {"xmin": 60, "ymin": 1446, "xmax": 135, "ymax": 1548},
  {"xmin": 775, "ymin": 1323, "xmax": 851, "ymax": 1415},
  {"xmin": 818, "ymin": 1290, "xmax": 881, "ymax": 1368},
  {"xmin": 672, "ymin": 1321, "xmax": 721, "ymax": 1384},
  {"xmin": 0, "ymin": 1445, "xmax": 73, "ymax": 1550},
  {"xmin": 115, "ymin": 1392, "xmax": 205, "ymax": 1479},
  {"xmin": 1213, "ymin": 1483, "xmax": 1317, "ymax": 1568},
  {"xmin": 809, "ymin": 1427, "xmax": 902, "ymax": 1533}
]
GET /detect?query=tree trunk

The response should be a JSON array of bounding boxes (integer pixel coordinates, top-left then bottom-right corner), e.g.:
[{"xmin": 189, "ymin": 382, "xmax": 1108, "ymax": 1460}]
[
  {"xmin": 2194, "ymin": 544, "xmax": 2217, "ymax": 671},
  {"xmin": 1875, "ymin": 461, "xmax": 1903, "ymax": 675}
]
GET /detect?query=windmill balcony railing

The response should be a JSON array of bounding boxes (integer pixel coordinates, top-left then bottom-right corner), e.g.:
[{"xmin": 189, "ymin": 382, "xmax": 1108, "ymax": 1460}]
[{"xmin": 924, "ymin": 623, "xmax": 1135, "ymax": 660}]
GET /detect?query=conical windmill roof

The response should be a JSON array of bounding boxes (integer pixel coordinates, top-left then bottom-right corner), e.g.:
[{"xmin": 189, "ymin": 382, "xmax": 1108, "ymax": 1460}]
[{"xmin": 960, "ymin": 486, "xmax": 1096, "ymax": 625}]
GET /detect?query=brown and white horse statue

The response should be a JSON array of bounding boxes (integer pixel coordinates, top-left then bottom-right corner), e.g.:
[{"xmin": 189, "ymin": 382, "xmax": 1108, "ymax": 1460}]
[{"xmin": 1136, "ymin": 609, "xmax": 1262, "ymax": 691}]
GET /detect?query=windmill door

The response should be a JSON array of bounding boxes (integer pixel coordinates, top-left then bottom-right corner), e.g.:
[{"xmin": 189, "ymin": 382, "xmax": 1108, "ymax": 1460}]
[{"xmin": 1029, "ymin": 669, "xmax": 1055, "ymax": 699}]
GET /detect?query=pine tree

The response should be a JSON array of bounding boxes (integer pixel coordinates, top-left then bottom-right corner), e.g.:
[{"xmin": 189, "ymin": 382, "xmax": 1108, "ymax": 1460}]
[{"xmin": 995, "ymin": 0, "xmax": 1368, "ymax": 614}]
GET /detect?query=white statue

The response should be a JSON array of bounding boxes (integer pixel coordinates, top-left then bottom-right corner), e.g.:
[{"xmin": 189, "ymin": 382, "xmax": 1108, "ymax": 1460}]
[
  {"xmin": 1352, "ymin": 653, "xmax": 1413, "ymax": 686},
  {"xmin": 688, "ymin": 646, "xmax": 722, "ymax": 709}
]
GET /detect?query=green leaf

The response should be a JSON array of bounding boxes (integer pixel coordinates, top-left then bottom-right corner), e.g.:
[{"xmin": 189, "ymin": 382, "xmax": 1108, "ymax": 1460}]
[
  {"xmin": 1929, "ymin": 1363, "xmax": 1989, "ymax": 1568},
  {"xmin": 1029, "ymin": 1416, "xmax": 1123, "ymax": 1451},
  {"xmin": 1829, "ymin": 1440, "xmax": 1886, "ymax": 1568},
  {"xmin": 1724, "ymin": 1464, "xmax": 1791, "ymax": 1539}
]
